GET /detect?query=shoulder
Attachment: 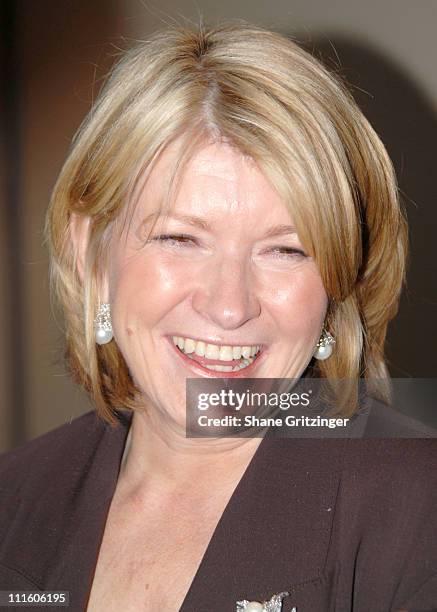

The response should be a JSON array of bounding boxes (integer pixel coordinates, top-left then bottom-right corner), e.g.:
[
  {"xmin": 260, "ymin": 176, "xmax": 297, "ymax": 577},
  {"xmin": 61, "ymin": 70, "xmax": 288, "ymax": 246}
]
[
  {"xmin": 343, "ymin": 436, "xmax": 437, "ymax": 479},
  {"xmin": 363, "ymin": 395, "xmax": 437, "ymax": 438},
  {"xmin": 346, "ymin": 396, "xmax": 437, "ymax": 475},
  {"xmin": 0, "ymin": 411, "xmax": 97, "ymax": 478},
  {"xmin": 0, "ymin": 409, "xmax": 130, "ymax": 496},
  {"xmin": 341, "ymin": 427, "xmax": 437, "ymax": 518},
  {"xmin": 328, "ymin": 396, "xmax": 437, "ymax": 509}
]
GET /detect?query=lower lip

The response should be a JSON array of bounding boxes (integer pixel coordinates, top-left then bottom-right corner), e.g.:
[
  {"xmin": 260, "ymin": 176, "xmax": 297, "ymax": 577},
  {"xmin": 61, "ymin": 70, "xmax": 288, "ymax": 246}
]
[{"xmin": 167, "ymin": 338, "xmax": 266, "ymax": 378}]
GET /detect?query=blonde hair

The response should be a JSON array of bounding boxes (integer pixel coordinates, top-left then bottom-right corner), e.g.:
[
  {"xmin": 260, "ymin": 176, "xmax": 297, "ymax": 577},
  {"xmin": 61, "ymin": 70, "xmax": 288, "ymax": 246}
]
[{"xmin": 46, "ymin": 21, "xmax": 408, "ymax": 425}]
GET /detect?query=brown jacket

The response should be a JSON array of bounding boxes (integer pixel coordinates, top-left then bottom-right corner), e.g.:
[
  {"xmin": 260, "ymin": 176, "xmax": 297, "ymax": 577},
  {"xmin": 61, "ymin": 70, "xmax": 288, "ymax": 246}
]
[{"xmin": 0, "ymin": 404, "xmax": 436, "ymax": 611}]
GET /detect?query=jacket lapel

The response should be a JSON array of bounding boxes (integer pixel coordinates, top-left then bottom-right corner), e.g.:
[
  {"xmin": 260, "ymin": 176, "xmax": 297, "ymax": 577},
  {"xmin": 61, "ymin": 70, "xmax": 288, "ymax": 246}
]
[
  {"xmin": 46, "ymin": 412, "xmax": 131, "ymax": 609},
  {"xmin": 179, "ymin": 435, "xmax": 346, "ymax": 611}
]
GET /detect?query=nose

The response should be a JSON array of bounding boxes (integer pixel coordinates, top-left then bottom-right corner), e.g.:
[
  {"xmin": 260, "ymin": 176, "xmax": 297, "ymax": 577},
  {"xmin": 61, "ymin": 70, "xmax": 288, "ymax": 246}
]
[{"xmin": 191, "ymin": 254, "xmax": 261, "ymax": 330}]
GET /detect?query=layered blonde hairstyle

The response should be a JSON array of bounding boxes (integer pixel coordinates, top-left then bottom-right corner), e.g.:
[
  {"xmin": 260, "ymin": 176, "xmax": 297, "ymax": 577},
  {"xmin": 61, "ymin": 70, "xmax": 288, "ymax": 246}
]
[{"xmin": 46, "ymin": 21, "xmax": 408, "ymax": 425}]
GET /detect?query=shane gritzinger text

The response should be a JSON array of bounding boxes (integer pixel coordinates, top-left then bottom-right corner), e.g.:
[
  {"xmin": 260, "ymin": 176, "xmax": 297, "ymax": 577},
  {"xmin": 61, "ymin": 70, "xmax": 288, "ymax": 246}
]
[{"xmin": 197, "ymin": 414, "xmax": 350, "ymax": 428}]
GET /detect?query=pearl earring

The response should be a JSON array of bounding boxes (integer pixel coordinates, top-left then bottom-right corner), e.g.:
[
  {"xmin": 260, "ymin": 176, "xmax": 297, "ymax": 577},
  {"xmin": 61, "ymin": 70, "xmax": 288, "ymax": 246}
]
[
  {"xmin": 314, "ymin": 328, "xmax": 335, "ymax": 360},
  {"xmin": 94, "ymin": 303, "xmax": 113, "ymax": 345}
]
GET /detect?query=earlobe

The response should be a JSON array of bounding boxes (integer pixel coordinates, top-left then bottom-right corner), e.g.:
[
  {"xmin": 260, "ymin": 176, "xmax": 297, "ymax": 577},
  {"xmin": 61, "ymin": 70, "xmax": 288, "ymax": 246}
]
[{"xmin": 69, "ymin": 212, "xmax": 91, "ymax": 283}]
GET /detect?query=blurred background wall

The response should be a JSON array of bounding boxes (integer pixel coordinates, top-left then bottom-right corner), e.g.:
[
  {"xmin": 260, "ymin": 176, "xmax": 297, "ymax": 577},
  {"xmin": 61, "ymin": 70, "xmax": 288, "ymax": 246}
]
[{"xmin": 1, "ymin": 0, "xmax": 436, "ymax": 451}]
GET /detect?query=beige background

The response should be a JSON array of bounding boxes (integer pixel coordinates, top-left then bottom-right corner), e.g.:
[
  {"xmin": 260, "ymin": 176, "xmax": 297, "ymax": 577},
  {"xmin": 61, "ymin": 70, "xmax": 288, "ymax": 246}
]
[{"xmin": 1, "ymin": 0, "xmax": 436, "ymax": 451}]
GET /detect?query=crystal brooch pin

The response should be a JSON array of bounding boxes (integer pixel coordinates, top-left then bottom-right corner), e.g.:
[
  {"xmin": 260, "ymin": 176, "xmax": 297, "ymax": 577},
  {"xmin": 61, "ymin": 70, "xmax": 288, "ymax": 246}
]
[{"xmin": 236, "ymin": 591, "xmax": 296, "ymax": 611}]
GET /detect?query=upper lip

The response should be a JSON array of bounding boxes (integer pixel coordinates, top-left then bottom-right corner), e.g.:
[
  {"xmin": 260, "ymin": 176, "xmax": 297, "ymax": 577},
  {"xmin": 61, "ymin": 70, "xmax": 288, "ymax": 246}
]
[{"xmin": 168, "ymin": 334, "xmax": 264, "ymax": 347}]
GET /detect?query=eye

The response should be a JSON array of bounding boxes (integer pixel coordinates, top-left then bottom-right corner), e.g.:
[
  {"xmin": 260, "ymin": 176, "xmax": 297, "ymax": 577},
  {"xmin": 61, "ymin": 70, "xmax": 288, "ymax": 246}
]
[
  {"xmin": 268, "ymin": 246, "xmax": 307, "ymax": 258},
  {"xmin": 150, "ymin": 233, "xmax": 196, "ymax": 247}
]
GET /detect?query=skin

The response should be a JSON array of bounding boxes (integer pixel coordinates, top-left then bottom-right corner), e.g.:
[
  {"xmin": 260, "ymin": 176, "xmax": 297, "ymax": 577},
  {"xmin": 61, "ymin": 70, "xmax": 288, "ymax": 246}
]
[{"xmin": 72, "ymin": 139, "xmax": 328, "ymax": 498}]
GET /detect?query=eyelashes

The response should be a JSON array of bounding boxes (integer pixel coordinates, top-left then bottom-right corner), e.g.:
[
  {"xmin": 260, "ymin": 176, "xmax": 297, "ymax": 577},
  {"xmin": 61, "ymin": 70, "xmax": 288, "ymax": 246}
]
[
  {"xmin": 150, "ymin": 234, "xmax": 195, "ymax": 246},
  {"xmin": 149, "ymin": 234, "xmax": 307, "ymax": 258},
  {"xmin": 268, "ymin": 246, "xmax": 307, "ymax": 258}
]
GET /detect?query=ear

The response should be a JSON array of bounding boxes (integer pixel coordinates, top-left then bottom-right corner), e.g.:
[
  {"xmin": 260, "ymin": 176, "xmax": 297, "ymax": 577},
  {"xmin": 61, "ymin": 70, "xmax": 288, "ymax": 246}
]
[{"xmin": 69, "ymin": 212, "xmax": 91, "ymax": 283}]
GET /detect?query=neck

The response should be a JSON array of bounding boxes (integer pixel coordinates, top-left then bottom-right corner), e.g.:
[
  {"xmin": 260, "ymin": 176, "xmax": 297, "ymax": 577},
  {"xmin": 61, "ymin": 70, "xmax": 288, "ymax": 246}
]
[{"xmin": 117, "ymin": 407, "xmax": 263, "ymax": 499}]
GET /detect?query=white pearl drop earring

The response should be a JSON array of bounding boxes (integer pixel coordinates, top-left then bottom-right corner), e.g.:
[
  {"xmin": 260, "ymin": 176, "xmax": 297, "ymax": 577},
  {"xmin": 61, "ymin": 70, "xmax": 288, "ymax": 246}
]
[
  {"xmin": 94, "ymin": 303, "xmax": 113, "ymax": 345},
  {"xmin": 313, "ymin": 327, "xmax": 335, "ymax": 360}
]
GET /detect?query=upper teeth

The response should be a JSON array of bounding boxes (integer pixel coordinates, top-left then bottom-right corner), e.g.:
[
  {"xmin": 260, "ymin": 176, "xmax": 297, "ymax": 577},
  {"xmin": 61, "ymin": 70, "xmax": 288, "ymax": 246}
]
[{"xmin": 172, "ymin": 336, "xmax": 261, "ymax": 361}]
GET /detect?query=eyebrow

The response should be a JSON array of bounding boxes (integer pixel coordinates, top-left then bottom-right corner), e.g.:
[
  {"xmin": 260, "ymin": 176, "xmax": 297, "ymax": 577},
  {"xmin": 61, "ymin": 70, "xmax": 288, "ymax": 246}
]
[
  {"xmin": 142, "ymin": 212, "xmax": 297, "ymax": 238},
  {"xmin": 262, "ymin": 224, "xmax": 298, "ymax": 238}
]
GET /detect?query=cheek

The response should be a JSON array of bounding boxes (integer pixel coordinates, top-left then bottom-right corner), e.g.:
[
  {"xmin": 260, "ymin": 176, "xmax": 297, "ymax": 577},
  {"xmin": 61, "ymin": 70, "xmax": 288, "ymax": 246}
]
[
  {"xmin": 109, "ymin": 253, "xmax": 189, "ymax": 330},
  {"xmin": 264, "ymin": 267, "xmax": 328, "ymax": 336}
]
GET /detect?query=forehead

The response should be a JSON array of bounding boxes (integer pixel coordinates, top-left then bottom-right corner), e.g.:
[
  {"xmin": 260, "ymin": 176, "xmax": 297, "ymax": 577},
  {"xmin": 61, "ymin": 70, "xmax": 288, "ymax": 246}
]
[
  {"xmin": 182, "ymin": 141, "xmax": 252, "ymax": 179},
  {"xmin": 134, "ymin": 139, "xmax": 292, "ymax": 224}
]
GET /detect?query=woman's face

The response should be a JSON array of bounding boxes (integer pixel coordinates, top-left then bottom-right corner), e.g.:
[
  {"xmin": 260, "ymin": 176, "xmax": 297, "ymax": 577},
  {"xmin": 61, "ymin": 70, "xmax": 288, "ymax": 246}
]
[{"xmin": 107, "ymin": 141, "xmax": 328, "ymax": 425}]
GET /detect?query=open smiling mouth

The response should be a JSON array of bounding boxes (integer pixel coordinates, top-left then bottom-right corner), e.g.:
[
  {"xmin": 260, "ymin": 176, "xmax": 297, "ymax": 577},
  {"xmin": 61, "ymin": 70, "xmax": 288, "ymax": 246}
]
[{"xmin": 170, "ymin": 336, "xmax": 264, "ymax": 377}]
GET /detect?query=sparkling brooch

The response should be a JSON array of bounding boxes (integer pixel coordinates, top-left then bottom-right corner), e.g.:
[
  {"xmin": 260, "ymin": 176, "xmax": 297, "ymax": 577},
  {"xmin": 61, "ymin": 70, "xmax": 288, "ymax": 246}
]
[{"xmin": 236, "ymin": 591, "xmax": 296, "ymax": 611}]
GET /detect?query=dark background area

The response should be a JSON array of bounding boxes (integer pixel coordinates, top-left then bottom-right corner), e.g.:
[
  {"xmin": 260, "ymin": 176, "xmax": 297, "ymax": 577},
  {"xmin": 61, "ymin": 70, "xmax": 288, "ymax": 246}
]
[{"xmin": 1, "ymin": 0, "xmax": 436, "ymax": 451}]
